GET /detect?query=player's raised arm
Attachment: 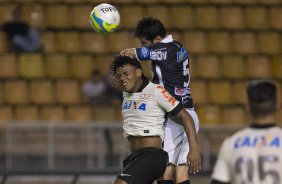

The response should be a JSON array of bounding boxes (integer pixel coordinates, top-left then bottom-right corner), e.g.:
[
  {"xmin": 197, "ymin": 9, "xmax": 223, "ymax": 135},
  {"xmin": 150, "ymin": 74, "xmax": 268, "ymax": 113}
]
[
  {"xmin": 155, "ymin": 85, "xmax": 201, "ymax": 174},
  {"xmin": 120, "ymin": 46, "xmax": 152, "ymax": 61}
]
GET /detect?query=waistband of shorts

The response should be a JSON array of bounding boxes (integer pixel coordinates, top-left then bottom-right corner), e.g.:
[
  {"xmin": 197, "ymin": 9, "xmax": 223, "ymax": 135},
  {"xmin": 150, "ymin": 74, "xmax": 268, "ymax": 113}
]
[{"xmin": 132, "ymin": 147, "xmax": 165, "ymax": 154}]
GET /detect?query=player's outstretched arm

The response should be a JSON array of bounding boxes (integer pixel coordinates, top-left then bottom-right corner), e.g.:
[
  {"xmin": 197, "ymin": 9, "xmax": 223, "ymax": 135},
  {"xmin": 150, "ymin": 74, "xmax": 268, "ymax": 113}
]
[
  {"xmin": 121, "ymin": 47, "xmax": 151, "ymax": 61},
  {"xmin": 175, "ymin": 109, "xmax": 202, "ymax": 174}
]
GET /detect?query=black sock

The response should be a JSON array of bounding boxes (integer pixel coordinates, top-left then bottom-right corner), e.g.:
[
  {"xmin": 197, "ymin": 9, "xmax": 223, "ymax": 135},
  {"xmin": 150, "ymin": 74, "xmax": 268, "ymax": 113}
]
[
  {"xmin": 157, "ymin": 180, "xmax": 174, "ymax": 184},
  {"xmin": 178, "ymin": 180, "xmax": 190, "ymax": 184}
]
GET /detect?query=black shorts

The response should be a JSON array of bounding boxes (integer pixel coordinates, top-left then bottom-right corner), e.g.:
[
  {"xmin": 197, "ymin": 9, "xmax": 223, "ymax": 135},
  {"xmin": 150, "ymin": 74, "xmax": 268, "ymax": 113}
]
[{"xmin": 117, "ymin": 147, "xmax": 168, "ymax": 184}]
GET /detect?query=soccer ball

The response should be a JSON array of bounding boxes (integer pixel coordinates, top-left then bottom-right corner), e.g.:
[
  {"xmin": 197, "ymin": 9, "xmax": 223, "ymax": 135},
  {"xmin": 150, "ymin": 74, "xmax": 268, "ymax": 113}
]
[{"xmin": 89, "ymin": 3, "xmax": 120, "ymax": 33}]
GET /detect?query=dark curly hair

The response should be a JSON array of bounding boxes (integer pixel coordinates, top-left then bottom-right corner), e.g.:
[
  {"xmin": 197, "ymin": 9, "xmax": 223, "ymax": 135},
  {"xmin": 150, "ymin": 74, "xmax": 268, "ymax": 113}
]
[
  {"xmin": 247, "ymin": 79, "xmax": 277, "ymax": 117},
  {"xmin": 134, "ymin": 17, "xmax": 166, "ymax": 42},
  {"xmin": 110, "ymin": 55, "xmax": 145, "ymax": 78}
]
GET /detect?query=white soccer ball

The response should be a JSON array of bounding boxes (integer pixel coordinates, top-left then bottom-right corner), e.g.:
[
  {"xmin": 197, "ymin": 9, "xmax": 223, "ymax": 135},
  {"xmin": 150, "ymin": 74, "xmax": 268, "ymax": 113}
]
[{"xmin": 89, "ymin": 3, "xmax": 120, "ymax": 33}]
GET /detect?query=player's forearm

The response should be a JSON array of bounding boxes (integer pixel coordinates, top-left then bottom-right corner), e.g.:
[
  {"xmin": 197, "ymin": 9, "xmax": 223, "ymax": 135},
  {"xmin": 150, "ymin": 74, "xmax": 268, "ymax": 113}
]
[{"xmin": 178, "ymin": 109, "xmax": 198, "ymax": 149}]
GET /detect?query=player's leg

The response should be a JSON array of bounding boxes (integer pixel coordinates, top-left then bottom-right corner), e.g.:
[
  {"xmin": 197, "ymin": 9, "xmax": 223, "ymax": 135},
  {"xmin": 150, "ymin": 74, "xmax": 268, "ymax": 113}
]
[
  {"xmin": 160, "ymin": 119, "xmax": 184, "ymax": 183},
  {"xmin": 158, "ymin": 164, "xmax": 175, "ymax": 183},
  {"xmin": 175, "ymin": 135, "xmax": 190, "ymax": 183},
  {"xmin": 176, "ymin": 164, "xmax": 190, "ymax": 183}
]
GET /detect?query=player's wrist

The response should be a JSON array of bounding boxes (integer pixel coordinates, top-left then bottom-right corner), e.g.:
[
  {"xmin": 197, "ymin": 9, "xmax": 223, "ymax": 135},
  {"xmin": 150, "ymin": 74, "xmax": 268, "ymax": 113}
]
[{"xmin": 189, "ymin": 143, "xmax": 199, "ymax": 150}]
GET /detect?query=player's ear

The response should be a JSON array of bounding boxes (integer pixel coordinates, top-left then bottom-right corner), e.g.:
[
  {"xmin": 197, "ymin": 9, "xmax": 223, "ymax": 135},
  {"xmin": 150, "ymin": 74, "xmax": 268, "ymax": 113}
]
[
  {"xmin": 136, "ymin": 69, "xmax": 142, "ymax": 78},
  {"xmin": 153, "ymin": 35, "xmax": 162, "ymax": 44}
]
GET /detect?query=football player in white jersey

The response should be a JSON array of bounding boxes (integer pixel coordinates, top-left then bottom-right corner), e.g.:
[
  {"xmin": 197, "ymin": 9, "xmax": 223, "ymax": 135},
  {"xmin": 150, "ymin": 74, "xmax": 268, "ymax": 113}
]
[
  {"xmin": 120, "ymin": 17, "xmax": 199, "ymax": 184},
  {"xmin": 211, "ymin": 79, "xmax": 282, "ymax": 184},
  {"xmin": 110, "ymin": 55, "xmax": 201, "ymax": 184}
]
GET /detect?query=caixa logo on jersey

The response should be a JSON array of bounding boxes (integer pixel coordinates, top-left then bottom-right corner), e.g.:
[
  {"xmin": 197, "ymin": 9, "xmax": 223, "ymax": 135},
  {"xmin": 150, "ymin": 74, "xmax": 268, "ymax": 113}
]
[
  {"xmin": 122, "ymin": 101, "xmax": 146, "ymax": 111},
  {"xmin": 234, "ymin": 135, "xmax": 280, "ymax": 149}
]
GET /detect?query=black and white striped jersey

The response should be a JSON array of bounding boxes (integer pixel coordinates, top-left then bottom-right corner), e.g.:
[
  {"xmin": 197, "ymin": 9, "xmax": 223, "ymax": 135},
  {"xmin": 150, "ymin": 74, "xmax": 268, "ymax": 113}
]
[{"xmin": 135, "ymin": 35, "xmax": 193, "ymax": 108}]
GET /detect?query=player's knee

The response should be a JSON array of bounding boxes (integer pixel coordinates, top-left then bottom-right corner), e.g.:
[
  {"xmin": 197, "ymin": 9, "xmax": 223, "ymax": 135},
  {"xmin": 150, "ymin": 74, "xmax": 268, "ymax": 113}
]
[
  {"xmin": 162, "ymin": 164, "xmax": 175, "ymax": 180},
  {"xmin": 157, "ymin": 180, "xmax": 174, "ymax": 184},
  {"xmin": 177, "ymin": 180, "xmax": 190, "ymax": 184}
]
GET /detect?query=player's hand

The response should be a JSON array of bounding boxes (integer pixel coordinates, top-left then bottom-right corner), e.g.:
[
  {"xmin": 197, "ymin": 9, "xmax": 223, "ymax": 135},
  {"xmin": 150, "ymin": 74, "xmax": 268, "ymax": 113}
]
[
  {"xmin": 187, "ymin": 147, "xmax": 201, "ymax": 174},
  {"xmin": 120, "ymin": 48, "xmax": 136, "ymax": 58}
]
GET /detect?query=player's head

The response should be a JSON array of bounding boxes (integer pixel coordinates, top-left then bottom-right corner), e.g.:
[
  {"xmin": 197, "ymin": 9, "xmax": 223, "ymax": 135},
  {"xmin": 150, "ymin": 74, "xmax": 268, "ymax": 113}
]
[
  {"xmin": 247, "ymin": 79, "xmax": 277, "ymax": 118},
  {"xmin": 110, "ymin": 55, "xmax": 145, "ymax": 93},
  {"xmin": 134, "ymin": 17, "xmax": 166, "ymax": 46}
]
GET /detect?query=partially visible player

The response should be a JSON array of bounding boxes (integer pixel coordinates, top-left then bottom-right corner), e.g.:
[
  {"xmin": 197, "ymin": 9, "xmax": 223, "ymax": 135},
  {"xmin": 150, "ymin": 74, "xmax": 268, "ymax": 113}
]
[
  {"xmin": 110, "ymin": 56, "xmax": 201, "ymax": 184},
  {"xmin": 120, "ymin": 17, "xmax": 200, "ymax": 184},
  {"xmin": 211, "ymin": 79, "xmax": 282, "ymax": 184}
]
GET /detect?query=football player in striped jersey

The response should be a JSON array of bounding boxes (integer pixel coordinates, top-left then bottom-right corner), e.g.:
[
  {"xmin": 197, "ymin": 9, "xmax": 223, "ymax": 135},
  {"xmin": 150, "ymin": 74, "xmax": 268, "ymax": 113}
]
[{"xmin": 120, "ymin": 17, "xmax": 200, "ymax": 184}]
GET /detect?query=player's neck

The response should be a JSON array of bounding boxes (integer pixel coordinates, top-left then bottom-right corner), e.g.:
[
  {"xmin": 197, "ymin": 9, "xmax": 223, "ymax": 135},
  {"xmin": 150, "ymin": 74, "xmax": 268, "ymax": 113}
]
[
  {"xmin": 252, "ymin": 115, "xmax": 275, "ymax": 125},
  {"xmin": 133, "ymin": 79, "xmax": 145, "ymax": 93}
]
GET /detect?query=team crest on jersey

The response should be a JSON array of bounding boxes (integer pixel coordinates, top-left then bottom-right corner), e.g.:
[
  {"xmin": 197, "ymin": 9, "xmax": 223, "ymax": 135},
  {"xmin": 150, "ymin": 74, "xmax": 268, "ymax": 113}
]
[
  {"xmin": 177, "ymin": 47, "xmax": 188, "ymax": 63},
  {"xmin": 234, "ymin": 135, "xmax": 280, "ymax": 149},
  {"xmin": 122, "ymin": 101, "xmax": 147, "ymax": 111},
  {"xmin": 141, "ymin": 47, "xmax": 149, "ymax": 58},
  {"xmin": 140, "ymin": 94, "xmax": 151, "ymax": 102}
]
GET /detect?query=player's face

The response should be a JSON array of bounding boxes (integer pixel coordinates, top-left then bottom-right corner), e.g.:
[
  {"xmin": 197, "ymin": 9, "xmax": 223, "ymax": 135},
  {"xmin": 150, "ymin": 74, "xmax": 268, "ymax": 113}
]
[
  {"xmin": 139, "ymin": 36, "xmax": 162, "ymax": 47},
  {"xmin": 139, "ymin": 37, "xmax": 154, "ymax": 47},
  {"xmin": 115, "ymin": 64, "xmax": 141, "ymax": 93}
]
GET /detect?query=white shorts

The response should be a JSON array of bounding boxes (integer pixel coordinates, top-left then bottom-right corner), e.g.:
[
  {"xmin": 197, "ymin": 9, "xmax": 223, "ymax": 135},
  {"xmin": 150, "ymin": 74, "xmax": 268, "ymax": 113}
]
[{"xmin": 163, "ymin": 108, "xmax": 199, "ymax": 165}]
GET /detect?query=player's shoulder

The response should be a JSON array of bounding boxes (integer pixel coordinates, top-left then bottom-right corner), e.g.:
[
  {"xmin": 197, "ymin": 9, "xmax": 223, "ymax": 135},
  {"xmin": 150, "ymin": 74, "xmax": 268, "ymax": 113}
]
[
  {"xmin": 226, "ymin": 125, "xmax": 282, "ymax": 141},
  {"xmin": 232, "ymin": 127, "xmax": 254, "ymax": 137},
  {"xmin": 154, "ymin": 84, "xmax": 166, "ymax": 92},
  {"xmin": 159, "ymin": 40, "xmax": 184, "ymax": 48},
  {"xmin": 173, "ymin": 40, "xmax": 184, "ymax": 47},
  {"xmin": 143, "ymin": 82, "xmax": 161, "ymax": 93},
  {"xmin": 269, "ymin": 126, "xmax": 282, "ymax": 135},
  {"xmin": 223, "ymin": 127, "xmax": 250, "ymax": 144},
  {"xmin": 152, "ymin": 84, "xmax": 171, "ymax": 97}
]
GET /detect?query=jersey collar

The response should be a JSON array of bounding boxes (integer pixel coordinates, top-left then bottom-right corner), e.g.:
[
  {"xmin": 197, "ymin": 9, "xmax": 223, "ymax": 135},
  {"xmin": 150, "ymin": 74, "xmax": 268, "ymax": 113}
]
[
  {"xmin": 136, "ymin": 78, "xmax": 149, "ymax": 92},
  {"xmin": 160, "ymin": 35, "xmax": 173, "ymax": 43},
  {"xmin": 249, "ymin": 123, "xmax": 277, "ymax": 129}
]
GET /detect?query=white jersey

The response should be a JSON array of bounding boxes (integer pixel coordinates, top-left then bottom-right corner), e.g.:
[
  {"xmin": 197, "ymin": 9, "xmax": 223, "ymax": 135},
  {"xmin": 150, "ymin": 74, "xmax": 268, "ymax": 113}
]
[
  {"xmin": 122, "ymin": 81, "xmax": 181, "ymax": 140},
  {"xmin": 212, "ymin": 125, "xmax": 282, "ymax": 184}
]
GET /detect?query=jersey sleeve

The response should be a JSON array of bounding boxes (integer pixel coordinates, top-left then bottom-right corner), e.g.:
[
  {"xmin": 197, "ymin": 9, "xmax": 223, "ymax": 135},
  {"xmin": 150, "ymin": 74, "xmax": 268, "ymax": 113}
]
[
  {"xmin": 211, "ymin": 138, "xmax": 232, "ymax": 183},
  {"xmin": 135, "ymin": 47, "xmax": 151, "ymax": 61},
  {"xmin": 155, "ymin": 85, "xmax": 181, "ymax": 114}
]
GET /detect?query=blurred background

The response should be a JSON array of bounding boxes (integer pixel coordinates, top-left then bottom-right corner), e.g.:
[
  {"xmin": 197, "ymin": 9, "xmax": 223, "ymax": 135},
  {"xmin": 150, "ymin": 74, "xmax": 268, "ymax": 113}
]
[{"xmin": 0, "ymin": 0, "xmax": 281, "ymax": 183}]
